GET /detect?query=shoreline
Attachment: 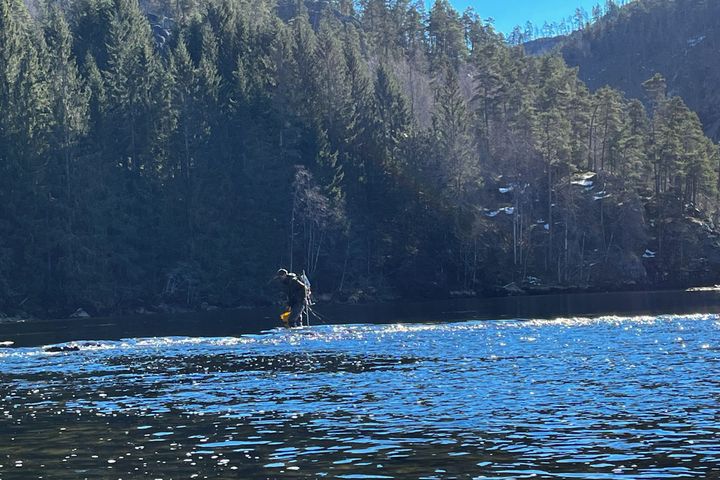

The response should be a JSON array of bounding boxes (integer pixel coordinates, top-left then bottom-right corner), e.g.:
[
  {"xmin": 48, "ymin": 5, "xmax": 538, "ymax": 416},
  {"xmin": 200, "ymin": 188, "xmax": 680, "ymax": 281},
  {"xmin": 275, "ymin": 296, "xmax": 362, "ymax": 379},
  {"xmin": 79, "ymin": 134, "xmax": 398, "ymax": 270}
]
[
  {"xmin": 3, "ymin": 282, "xmax": 720, "ymax": 323},
  {"xmin": 2, "ymin": 288, "xmax": 720, "ymax": 348}
]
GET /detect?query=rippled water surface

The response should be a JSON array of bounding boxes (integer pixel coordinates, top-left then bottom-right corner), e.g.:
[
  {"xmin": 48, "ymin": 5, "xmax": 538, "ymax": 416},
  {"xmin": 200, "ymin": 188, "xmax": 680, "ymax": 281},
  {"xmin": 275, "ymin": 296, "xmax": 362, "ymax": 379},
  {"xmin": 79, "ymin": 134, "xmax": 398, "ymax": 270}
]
[{"xmin": 2, "ymin": 313, "xmax": 720, "ymax": 479}]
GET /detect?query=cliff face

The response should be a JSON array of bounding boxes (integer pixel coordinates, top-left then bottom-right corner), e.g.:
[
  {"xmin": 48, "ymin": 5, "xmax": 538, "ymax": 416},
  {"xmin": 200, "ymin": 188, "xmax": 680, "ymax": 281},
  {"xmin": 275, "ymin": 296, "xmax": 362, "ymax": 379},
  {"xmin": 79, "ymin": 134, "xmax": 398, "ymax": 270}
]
[
  {"xmin": 554, "ymin": 0, "xmax": 720, "ymax": 140},
  {"xmin": 522, "ymin": 35, "xmax": 567, "ymax": 56}
]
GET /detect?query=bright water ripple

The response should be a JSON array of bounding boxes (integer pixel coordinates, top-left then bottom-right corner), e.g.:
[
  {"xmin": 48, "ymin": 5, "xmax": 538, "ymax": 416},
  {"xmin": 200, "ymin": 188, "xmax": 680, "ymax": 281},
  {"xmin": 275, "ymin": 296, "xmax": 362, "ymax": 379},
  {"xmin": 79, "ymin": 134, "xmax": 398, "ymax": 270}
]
[{"xmin": 1, "ymin": 314, "xmax": 720, "ymax": 479}]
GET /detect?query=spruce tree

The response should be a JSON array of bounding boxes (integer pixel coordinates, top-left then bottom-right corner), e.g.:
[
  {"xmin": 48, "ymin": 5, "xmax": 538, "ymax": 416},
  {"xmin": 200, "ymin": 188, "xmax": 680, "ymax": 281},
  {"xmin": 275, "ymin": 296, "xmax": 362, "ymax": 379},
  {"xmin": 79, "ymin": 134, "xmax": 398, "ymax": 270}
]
[{"xmin": 431, "ymin": 67, "xmax": 477, "ymax": 200}]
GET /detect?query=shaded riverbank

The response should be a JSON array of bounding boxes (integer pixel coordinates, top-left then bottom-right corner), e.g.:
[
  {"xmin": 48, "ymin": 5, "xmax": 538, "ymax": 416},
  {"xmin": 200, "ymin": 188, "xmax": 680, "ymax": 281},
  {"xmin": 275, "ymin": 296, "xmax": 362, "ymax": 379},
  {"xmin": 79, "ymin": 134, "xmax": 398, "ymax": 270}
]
[{"xmin": 2, "ymin": 288, "xmax": 720, "ymax": 348}]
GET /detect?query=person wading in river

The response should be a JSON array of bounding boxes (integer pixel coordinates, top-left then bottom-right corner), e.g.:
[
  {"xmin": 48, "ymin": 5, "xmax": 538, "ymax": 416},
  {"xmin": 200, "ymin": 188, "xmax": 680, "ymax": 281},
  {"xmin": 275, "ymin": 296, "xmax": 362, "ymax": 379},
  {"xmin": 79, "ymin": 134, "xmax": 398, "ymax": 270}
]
[{"xmin": 275, "ymin": 268, "xmax": 309, "ymax": 327}]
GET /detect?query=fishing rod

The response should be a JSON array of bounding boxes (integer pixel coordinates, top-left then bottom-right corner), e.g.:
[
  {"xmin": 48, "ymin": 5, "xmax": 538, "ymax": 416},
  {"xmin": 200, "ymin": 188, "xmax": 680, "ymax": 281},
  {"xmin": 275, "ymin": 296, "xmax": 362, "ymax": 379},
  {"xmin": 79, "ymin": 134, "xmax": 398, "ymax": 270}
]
[{"xmin": 307, "ymin": 305, "xmax": 331, "ymax": 325}]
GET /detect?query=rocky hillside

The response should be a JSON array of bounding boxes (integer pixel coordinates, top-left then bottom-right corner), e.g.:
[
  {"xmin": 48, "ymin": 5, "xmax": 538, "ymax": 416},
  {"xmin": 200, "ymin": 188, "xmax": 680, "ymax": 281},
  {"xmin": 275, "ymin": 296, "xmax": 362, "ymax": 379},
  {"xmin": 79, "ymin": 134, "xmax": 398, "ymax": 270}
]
[{"xmin": 555, "ymin": 0, "xmax": 720, "ymax": 140}]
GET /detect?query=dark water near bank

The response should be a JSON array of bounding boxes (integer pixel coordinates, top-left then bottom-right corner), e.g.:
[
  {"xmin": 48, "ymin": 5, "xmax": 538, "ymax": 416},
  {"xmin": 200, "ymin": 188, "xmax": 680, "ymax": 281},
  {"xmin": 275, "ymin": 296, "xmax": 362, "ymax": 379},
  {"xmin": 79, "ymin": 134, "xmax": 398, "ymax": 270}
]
[{"xmin": 1, "ymin": 291, "xmax": 720, "ymax": 479}]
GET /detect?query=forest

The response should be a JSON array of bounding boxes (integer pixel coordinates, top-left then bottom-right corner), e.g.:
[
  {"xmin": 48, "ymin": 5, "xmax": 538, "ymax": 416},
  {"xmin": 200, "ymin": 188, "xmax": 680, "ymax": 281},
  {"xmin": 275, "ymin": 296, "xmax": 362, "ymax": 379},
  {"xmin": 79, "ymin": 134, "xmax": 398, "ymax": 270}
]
[
  {"xmin": 557, "ymin": 0, "xmax": 720, "ymax": 142},
  {"xmin": 1, "ymin": 0, "xmax": 719, "ymax": 317}
]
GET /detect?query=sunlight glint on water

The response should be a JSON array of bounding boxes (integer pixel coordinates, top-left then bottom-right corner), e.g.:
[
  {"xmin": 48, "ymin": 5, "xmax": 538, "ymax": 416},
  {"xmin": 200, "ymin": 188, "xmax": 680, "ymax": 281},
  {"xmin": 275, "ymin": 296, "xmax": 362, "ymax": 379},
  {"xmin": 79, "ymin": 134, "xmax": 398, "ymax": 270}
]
[{"xmin": 1, "ymin": 314, "xmax": 719, "ymax": 479}]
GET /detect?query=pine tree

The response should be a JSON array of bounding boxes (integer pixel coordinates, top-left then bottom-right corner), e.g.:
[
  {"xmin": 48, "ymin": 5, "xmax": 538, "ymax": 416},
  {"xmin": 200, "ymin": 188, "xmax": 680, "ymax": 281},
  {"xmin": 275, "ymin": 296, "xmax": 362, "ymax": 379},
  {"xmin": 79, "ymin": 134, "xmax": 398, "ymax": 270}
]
[
  {"xmin": 372, "ymin": 63, "xmax": 411, "ymax": 174},
  {"xmin": 83, "ymin": 52, "xmax": 106, "ymax": 144},
  {"xmin": 0, "ymin": 0, "xmax": 57, "ymax": 306},
  {"xmin": 341, "ymin": 26, "xmax": 374, "ymax": 192},
  {"xmin": 469, "ymin": 23, "xmax": 508, "ymax": 163},
  {"xmin": 617, "ymin": 99, "xmax": 649, "ymax": 183},
  {"xmin": 427, "ymin": 0, "xmax": 465, "ymax": 71},
  {"xmin": 360, "ymin": 0, "xmax": 395, "ymax": 57},
  {"xmin": 315, "ymin": 17, "xmax": 351, "ymax": 150},
  {"xmin": 290, "ymin": 6, "xmax": 319, "ymax": 126},
  {"xmin": 0, "ymin": 0, "xmax": 26, "ymax": 171},
  {"xmin": 0, "ymin": 0, "xmax": 32, "ymax": 305},
  {"xmin": 655, "ymin": 96, "xmax": 716, "ymax": 204},
  {"xmin": 103, "ymin": 0, "xmax": 167, "ymax": 173},
  {"xmin": 431, "ymin": 67, "xmax": 477, "ymax": 200},
  {"xmin": 43, "ymin": 7, "xmax": 91, "ymax": 301},
  {"xmin": 45, "ymin": 7, "xmax": 90, "ymax": 198},
  {"xmin": 589, "ymin": 86, "xmax": 623, "ymax": 172},
  {"xmin": 533, "ymin": 56, "xmax": 575, "ymax": 272},
  {"xmin": 69, "ymin": 0, "xmax": 116, "ymax": 70}
]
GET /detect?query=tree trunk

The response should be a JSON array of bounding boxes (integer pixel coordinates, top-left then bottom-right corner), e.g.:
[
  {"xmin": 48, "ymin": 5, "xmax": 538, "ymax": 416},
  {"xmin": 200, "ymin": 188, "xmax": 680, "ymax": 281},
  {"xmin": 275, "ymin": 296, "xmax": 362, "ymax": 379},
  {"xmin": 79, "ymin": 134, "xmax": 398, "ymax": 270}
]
[
  {"xmin": 289, "ymin": 196, "xmax": 296, "ymax": 271},
  {"xmin": 339, "ymin": 235, "xmax": 350, "ymax": 292},
  {"xmin": 546, "ymin": 163, "xmax": 553, "ymax": 272}
]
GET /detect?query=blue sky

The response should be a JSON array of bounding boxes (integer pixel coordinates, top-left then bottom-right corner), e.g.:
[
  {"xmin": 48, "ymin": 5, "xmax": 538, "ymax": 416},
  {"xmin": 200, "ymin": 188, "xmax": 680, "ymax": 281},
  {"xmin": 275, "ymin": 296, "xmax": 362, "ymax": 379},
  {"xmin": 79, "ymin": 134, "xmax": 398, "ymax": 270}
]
[{"xmin": 450, "ymin": 0, "xmax": 606, "ymax": 35}]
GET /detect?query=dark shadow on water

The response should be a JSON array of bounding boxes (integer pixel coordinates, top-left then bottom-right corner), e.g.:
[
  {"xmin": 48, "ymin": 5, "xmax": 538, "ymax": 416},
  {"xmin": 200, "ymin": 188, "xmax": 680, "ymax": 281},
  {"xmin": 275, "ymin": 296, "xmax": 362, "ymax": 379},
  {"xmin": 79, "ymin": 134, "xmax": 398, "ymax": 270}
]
[
  {"xmin": 106, "ymin": 352, "xmax": 422, "ymax": 375},
  {"xmin": 1, "ymin": 289, "xmax": 720, "ymax": 347}
]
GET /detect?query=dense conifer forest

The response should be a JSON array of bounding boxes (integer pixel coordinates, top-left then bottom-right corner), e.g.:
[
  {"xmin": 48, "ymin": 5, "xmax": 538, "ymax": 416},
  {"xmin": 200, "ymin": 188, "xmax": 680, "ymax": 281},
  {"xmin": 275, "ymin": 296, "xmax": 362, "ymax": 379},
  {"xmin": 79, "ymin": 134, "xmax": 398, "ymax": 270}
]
[
  {"xmin": 1, "ymin": 0, "xmax": 719, "ymax": 317},
  {"xmin": 556, "ymin": 0, "xmax": 720, "ymax": 142}
]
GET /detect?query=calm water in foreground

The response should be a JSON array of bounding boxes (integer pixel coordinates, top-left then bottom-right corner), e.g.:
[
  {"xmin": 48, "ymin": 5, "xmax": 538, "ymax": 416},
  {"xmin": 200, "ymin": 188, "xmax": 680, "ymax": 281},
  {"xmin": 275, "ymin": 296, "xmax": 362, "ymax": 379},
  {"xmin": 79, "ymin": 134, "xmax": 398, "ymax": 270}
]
[{"xmin": 1, "ymin": 292, "xmax": 720, "ymax": 479}]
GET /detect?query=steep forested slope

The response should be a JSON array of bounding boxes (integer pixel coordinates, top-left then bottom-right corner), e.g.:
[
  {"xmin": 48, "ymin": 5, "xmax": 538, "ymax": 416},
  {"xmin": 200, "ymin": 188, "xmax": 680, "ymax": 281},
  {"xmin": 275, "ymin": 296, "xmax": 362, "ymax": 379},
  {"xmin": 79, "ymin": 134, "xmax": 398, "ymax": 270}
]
[
  {"xmin": 1, "ymin": 0, "xmax": 719, "ymax": 317},
  {"xmin": 559, "ymin": 0, "xmax": 720, "ymax": 140}
]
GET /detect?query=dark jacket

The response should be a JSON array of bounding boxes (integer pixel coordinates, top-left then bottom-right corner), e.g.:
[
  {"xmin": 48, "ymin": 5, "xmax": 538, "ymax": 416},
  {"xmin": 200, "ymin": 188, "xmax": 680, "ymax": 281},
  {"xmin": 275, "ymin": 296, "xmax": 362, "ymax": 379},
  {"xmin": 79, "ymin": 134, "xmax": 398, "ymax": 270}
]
[{"xmin": 282, "ymin": 273, "xmax": 307, "ymax": 306}]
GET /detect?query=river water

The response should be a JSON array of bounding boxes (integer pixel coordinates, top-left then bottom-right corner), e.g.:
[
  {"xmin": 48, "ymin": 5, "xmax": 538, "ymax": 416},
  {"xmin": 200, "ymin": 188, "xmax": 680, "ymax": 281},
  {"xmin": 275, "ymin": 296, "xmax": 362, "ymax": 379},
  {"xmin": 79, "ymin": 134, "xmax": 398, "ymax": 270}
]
[{"xmin": 1, "ymin": 291, "xmax": 720, "ymax": 479}]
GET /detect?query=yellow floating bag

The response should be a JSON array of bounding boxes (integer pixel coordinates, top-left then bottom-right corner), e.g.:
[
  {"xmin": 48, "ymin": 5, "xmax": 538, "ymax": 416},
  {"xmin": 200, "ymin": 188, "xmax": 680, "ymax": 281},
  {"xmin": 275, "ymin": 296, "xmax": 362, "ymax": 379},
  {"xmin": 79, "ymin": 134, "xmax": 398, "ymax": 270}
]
[{"xmin": 280, "ymin": 309, "xmax": 291, "ymax": 327}]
